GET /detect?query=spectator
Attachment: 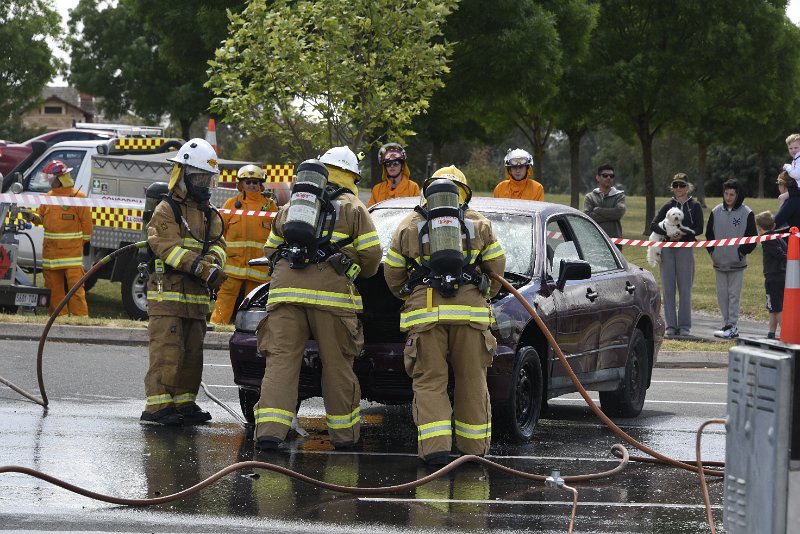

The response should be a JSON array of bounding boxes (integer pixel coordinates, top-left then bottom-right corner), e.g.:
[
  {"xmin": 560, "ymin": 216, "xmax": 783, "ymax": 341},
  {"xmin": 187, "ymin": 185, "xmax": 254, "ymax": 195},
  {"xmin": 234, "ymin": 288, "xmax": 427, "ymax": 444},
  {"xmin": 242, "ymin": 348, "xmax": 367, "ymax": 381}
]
[
  {"xmin": 776, "ymin": 174, "xmax": 800, "ymax": 230},
  {"xmin": 755, "ymin": 211, "xmax": 787, "ymax": 339},
  {"xmin": 783, "ymin": 133, "xmax": 800, "ymax": 187},
  {"xmin": 777, "ymin": 171, "xmax": 789, "ymax": 209},
  {"xmin": 367, "ymin": 143, "xmax": 420, "ymax": 207},
  {"xmin": 649, "ymin": 173, "xmax": 704, "ymax": 338},
  {"xmin": 705, "ymin": 179, "xmax": 757, "ymax": 339},
  {"xmin": 584, "ymin": 163, "xmax": 626, "ymax": 249},
  {"xmin": 493, "ymin": 148, "xmax": 543, "ymax": 201}
]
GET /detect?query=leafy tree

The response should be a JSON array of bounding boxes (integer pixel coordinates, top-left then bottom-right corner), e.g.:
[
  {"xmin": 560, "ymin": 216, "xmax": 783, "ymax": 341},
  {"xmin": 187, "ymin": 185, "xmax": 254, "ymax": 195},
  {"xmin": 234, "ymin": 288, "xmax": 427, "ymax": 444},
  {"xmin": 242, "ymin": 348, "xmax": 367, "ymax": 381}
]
[
  {"xmin": 67, "ymin": 0, "xmax": 244, "ymax": 139},
  {"xmin": 0, "ymin": 0, "xmax": 61, "ymax": 132},
  {"xmin": 207, "ymin": 0, "xmax": 457, "ymax": 161}
]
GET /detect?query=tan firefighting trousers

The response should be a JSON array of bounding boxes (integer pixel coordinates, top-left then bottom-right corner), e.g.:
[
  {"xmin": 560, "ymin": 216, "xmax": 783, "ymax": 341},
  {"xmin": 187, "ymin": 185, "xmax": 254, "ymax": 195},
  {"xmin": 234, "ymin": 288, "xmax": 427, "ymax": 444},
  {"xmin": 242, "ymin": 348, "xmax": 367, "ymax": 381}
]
[
  {"xmin": 253, "ymin": 304, "xmax": 363, "ymax": 446},
  {"xmin": 404, "ymin": 323, "xmax": 495, "ymax": 458},
  {"xmin": 210, "ymin": 277, "xmax": 262, "ymax": 325},
  {"xmin": 43, "ymin": 267, "xmax": 88, "ymax": 316},
  {"xmin": 143, "ymin": 316, "xmax": 206, "ymax": 413}
]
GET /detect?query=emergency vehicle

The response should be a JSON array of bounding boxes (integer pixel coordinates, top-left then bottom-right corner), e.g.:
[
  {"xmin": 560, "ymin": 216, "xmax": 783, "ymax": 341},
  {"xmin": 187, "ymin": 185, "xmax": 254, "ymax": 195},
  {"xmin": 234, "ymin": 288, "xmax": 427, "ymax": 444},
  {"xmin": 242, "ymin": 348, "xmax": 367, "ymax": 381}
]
[{"xmin": 2, "ymin": 133, "xmax": 292, "ymax": 319}]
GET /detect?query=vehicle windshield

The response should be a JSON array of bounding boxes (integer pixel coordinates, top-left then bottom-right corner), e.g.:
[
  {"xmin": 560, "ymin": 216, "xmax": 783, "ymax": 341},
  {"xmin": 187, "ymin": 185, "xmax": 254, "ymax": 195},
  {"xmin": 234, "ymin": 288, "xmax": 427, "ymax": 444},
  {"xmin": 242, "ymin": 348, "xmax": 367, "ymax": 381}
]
[{"xmin": 370, "ymin": 208, "xmax": 534, "ymax": 276}]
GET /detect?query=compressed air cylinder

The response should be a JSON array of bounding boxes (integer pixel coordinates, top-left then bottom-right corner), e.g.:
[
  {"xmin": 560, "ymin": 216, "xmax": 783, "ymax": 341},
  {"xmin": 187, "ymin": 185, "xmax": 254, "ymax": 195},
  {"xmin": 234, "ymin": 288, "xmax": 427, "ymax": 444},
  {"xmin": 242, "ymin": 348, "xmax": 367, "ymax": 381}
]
[
  {"xmin": 425, "ymin": 179, "xmax": 463, "ymax": 275},
  {"xmin": 283, "ymin": 160, "xmax": 329, "ymax": 246},
  {"xmin": 138, "ymin": 182, "xmax": 169, "ymax": 263}
]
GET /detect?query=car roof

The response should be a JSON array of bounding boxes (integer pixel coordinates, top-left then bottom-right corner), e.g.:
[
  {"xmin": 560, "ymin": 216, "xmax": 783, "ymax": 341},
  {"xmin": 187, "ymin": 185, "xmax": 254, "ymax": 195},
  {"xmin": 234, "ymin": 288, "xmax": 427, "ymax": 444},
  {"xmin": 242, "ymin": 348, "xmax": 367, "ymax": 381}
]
[{"xmin": 369, "ymin": 195, "xmax": 583, "ymax": 219}]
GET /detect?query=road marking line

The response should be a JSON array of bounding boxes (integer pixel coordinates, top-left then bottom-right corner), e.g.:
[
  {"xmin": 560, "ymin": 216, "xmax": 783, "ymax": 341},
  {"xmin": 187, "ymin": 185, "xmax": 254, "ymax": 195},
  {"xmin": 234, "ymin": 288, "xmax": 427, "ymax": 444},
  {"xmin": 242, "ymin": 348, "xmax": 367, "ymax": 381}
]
[
  {"xmin": 203, "ymin": 384, "xmax": 238, "ymax": 388},
  {"xmin": 359, "ymin": 497, "xmax": 722, "ymax": 509},
  {"xmin": 550, "ymin": 398, "xmax": 726, "ymax": 406},
  {"xmin": 652, "ymin": 380, "xmax": 727, "ymax": 385},
  {"xmin": 203, "ymin": 363, "xmax": 231, "ymax": 368}
]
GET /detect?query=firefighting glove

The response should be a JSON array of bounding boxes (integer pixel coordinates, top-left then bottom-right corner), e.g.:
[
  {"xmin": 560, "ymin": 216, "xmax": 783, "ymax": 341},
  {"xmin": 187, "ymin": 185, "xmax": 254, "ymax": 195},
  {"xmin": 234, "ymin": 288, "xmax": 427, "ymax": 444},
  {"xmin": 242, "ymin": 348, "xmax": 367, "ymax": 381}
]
[
  {"xmin": 202, "ymin": 253, "xmax": 221, "ymax": 267},
  {"xmin": 194, "ymin": 259, "xmax": 227, "ymax": 289}
]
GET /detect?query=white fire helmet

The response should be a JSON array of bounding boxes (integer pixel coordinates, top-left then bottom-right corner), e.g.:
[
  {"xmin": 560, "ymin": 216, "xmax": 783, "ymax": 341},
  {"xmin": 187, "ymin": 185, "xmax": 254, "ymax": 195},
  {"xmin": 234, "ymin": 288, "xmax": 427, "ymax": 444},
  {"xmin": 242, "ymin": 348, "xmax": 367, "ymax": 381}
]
[
  {"xmin": 319, "ymin": 146, "xmax": 361, "ymax": 179},
  {"xmin": 167, "ymin": 138, "xmax": 220, "ymax": 175},
  {"xmin": 504, "ymin": 148, "xmax": 533, "ymax": 168}
]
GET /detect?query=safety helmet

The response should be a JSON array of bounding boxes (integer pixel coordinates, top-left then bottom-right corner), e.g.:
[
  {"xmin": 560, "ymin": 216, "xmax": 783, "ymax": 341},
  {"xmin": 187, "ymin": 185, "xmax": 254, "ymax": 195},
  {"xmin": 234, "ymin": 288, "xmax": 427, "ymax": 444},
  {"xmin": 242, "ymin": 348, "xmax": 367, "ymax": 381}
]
[
  {"xmin": 378, "ymin": 143, "xmax": 406, "ymax": 165},
  {"xmin": 43, "ymin": 160, "xmax": 72, "ymax": 178},
  {"xmin": 167, "ymin": 138, "xmax": 220, "ymax": 175},
  {"xmin": 237, "ymin": 164, "xmax": 266, "ymax": 181},
  {"xmin": 423, "ymin": 165, "xmax": 472, "ymax": 204},
  {"xmin": 319, "ymin": 146, "xmax": 361, "ymax": 179},
  {"xmin": 504, "ymin": 148, "xmax": 533, "ymax": 168}
]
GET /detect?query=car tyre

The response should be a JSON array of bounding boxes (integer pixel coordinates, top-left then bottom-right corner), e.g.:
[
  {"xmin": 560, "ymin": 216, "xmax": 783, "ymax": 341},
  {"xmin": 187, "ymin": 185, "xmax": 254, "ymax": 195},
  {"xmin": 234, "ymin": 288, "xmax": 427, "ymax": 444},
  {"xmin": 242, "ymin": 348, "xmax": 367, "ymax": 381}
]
[
  {"xmin": 496, "ymin": 346, "xmax": 543, "ymax": 443},
  {"xmin": 600, "ymin": 329, "xmax": 649, "ymax": 418},
  {"xmin": 121, "ymin": 262, "xmax": 148, "ymax": 320},
  {"xmin": 239, "ymin": 387, "xmax": 259, "ymax": 425}
]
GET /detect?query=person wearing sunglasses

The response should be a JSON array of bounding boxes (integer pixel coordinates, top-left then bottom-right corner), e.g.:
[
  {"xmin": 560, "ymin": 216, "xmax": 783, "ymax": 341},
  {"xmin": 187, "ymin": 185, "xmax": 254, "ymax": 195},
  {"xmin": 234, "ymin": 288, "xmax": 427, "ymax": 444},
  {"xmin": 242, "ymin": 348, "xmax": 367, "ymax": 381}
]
[
  {"xmin": 584, "ymin": 163, "xmax": 626, "ymax": 249},
  {"xmin": 367, "ymin": 143, "xmax": 420, "ymax": 206},
  {"xmin": 210, "ymin": 164, "xmax": 278, "ymax": 325},
  {"xmin": 649, "ymin": 173, "xmax": 704, "ymax": 338},
  {"xmin": 493, "ymin": 148, "xmax": 544, "ymax": 201}
]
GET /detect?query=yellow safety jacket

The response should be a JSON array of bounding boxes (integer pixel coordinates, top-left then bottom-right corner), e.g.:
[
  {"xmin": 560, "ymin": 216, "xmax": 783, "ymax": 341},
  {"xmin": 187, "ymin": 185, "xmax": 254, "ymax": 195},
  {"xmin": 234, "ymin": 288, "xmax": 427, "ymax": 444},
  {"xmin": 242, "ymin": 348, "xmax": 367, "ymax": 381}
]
[
  {"xmin": 220, "ymin": 192, "xmax": 276, "ymax": 282},
  {"xmin": 263, "ymin": 191, "xmax": 382, "ymax": 315},
  {"xmin": 145, "ymin": 188, "xmax": 227, "ymax": 319},
  {"xmin": 31, "ymin": 186, "xmax": 92, "ymax": 269},
  {"xmin": 384, "ymin": 208, "xmax": 506, "ymax": 332}
]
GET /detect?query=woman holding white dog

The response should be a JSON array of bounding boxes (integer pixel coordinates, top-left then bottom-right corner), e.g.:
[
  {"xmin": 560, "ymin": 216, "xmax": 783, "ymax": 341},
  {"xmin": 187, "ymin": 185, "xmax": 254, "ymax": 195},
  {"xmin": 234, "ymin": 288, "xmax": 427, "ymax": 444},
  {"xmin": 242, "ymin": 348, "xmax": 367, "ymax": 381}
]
[{"xmin": 649, "ymin": 173, "xmax": 704, "ymax": 337}]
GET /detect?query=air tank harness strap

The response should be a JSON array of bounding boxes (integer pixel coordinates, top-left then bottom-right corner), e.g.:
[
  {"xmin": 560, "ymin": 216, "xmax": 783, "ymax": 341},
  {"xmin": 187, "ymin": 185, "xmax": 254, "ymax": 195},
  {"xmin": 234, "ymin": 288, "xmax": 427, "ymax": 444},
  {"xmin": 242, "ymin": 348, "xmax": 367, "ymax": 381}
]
[{"xmin": 400, "ymin": 254, "xmax": 486, "ymax": 297}]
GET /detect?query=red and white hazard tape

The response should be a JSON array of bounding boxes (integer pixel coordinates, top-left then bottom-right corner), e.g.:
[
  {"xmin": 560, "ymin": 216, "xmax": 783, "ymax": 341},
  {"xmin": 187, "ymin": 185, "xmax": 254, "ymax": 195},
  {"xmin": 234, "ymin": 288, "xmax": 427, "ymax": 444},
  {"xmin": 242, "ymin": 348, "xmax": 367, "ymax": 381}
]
[
  {"xmin": 218, "ymin": 208, "xmax": 275, "ymax": 218},
  {"xmin": 610, "ymin": 233, "xmax": 792, "ymax": 248},
  {"xmin": 0, "ymin": 193, "xmax": 143, "ymax": 210}
]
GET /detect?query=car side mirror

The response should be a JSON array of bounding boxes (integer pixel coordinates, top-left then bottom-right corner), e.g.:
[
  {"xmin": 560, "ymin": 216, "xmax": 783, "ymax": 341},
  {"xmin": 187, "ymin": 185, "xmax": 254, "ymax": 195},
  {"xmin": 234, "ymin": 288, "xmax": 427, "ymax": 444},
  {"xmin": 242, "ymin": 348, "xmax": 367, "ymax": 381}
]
[
  {"xmin": 556, "ymin": 259, "xmax": 591, "ymax": 291},
  {"xmin": 8, "ymin": 181, "xmax": 23, "ymax": 194}
]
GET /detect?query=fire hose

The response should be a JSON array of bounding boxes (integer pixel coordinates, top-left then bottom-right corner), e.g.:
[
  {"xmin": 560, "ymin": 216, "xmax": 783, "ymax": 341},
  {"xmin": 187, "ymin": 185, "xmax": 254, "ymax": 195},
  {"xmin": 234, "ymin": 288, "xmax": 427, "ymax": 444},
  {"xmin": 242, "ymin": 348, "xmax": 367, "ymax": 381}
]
[{"xmin": 0, "ymin": 268, "xmax": 726, "ymax": 533}]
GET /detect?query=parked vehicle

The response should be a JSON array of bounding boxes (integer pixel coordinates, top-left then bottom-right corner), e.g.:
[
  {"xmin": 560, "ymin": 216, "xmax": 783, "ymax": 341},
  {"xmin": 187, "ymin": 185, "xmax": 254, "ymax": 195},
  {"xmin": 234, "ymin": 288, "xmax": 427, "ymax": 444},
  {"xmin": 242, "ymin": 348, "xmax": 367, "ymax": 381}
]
[
  {"xmin": 2, "ymin": 137, "xmax": 288, "ymax": 319},
  {"xmin": 228, "ymin": 197, "xmax": 665, "ymax": 442}
]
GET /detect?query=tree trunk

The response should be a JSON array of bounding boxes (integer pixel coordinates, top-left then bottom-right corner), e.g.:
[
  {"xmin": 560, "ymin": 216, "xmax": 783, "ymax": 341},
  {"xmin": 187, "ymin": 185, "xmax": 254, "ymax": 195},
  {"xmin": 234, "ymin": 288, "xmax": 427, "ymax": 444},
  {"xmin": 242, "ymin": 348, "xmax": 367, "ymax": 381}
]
[
  {"xmin": 636, "ymin": 123, "xmax": 656, "ymax": 236},
  {"xmin": 696, "ymin": 142, "xmax": 708, "ymax": 207},
  {"xmin": 180, "ymin": 119, "xmax": 191, "ymax": 141},
  {"xmin": 757, "ymin": 149, "xmax": 767, "ymax": 199},
  {"xmin": 567, "ymin": 129, "xmax": 585, "ymax": 209}
]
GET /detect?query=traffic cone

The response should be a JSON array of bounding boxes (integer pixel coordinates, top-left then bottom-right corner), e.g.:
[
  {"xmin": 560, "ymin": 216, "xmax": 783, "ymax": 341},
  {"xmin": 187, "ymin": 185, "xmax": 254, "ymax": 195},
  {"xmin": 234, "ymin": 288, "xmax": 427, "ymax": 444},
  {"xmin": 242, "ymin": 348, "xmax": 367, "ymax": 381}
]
[
  {"xmin": 781, "ymin": 226, "xmax": 800, "ymax": 343},
  {"xmin": 205, "ymin": 118, "xmax": 218, "ymax": 155}
]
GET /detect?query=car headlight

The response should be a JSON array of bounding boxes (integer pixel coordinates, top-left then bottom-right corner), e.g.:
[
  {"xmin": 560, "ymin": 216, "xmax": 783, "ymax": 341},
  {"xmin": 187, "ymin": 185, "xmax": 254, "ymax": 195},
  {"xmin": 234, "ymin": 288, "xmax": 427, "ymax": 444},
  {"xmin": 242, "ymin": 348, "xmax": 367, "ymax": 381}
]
[{"xmin": 234, "ymin": 308, "xmax": 268, "ymax": 333}]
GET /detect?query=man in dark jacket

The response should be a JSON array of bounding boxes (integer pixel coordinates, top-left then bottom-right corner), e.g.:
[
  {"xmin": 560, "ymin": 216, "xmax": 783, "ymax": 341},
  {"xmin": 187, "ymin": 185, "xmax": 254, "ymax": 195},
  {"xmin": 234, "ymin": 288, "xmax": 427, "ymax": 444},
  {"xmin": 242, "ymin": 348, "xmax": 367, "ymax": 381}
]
[
  {"xmin": 705, "ymin": 179, "xmax": 757, "ymax": 339},
  {"xmin": 584, "ymin": 164, "xmax": 626, "ymax": 247}
]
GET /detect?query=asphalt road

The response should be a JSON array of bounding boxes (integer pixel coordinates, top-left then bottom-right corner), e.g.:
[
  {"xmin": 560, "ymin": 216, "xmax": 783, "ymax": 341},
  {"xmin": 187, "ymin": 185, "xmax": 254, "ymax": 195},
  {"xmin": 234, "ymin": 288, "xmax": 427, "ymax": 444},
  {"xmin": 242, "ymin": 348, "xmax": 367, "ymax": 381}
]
[{"xmin": 0, "ymin": 333, "xmax": 732, "ymax": 533}]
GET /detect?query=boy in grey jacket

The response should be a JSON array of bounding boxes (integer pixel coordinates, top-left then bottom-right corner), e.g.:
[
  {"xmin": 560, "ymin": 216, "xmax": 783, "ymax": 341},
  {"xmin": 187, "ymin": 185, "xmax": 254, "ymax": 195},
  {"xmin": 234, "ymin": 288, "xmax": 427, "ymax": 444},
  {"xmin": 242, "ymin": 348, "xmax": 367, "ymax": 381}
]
[
  {"xmin": 705, "ymin": 179, "xmax": 757, "ymax": 339},
  {"xmin": 584, "ymin": 164, "xmax": 626, "ymax": 247}
]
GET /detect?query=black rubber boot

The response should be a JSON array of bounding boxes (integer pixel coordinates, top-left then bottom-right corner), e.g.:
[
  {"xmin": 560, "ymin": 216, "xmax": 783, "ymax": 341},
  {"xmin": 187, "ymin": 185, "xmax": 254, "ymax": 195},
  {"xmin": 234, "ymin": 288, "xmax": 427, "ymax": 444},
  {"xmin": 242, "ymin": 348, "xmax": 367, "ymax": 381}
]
[
  {"xmin": 255, "ymin": 436, "xmax": 282, "ymax": 451},
  {"xmin": 422, "ymin": 451, "xmax": 450, "ymax": 467},
  {"xmin": 140, "ymin": 406, "xmax": 184, "ymax": 426},
  {"xmin": 177, "ymin": 404, "xmax": 212, "ymax": 424}
]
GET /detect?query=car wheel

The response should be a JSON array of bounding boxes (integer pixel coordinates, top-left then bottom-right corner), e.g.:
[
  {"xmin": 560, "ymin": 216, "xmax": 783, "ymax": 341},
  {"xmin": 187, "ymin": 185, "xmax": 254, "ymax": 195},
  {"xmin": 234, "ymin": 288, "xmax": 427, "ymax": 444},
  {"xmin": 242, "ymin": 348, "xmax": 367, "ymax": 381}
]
[
  {"xmin": 496, "ymin": 346, "xmax": 543, "ymax": 443},
  {"xmin": 238, "ymin": 387, "xmax": 259, "ymax": 425},
  {"xmin": 121, "ymin": 262, "xmax": 148, "ymax": 320},
  {"xmin": 600, "ymin": 329, "xmax": 649, "ymax": 418}
]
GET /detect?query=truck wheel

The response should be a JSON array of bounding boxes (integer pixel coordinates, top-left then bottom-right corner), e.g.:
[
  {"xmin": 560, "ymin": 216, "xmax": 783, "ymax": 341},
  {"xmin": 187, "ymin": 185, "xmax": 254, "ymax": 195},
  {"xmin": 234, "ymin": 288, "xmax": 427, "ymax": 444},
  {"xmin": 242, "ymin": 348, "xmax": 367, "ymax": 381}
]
[
  {"xmin": 0, "ymin": 305, "xmax": 18, "ymax": 314},
  {"xmin": 121, "ymin": 263, "xmax": 148, "ymax": 320}
]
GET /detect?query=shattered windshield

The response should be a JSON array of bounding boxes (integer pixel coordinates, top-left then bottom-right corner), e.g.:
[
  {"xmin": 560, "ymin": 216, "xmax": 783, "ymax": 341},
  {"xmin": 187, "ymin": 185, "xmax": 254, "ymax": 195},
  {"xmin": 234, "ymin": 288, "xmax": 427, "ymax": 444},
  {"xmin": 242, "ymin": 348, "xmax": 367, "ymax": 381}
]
[{"xmin": 370, "ymin": 208, "xmax": 534, "ymax": 276}]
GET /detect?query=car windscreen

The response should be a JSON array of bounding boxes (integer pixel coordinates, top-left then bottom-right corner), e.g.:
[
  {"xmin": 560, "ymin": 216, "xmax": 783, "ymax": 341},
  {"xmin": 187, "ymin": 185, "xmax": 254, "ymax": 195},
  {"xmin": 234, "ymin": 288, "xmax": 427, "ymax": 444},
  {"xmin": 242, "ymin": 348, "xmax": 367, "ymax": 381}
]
[{"xmin": 370, "ymin": 207, "xmax": 534, "ymax": 276}]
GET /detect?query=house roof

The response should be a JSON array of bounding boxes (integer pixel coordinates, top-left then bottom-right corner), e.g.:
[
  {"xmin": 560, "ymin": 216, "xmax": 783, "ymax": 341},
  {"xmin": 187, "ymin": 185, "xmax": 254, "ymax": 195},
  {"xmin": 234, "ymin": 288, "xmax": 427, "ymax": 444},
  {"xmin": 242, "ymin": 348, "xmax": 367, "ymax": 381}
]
[{"xmin": 42, "ymin": 86, "xmax": 96, "ymax": 116}]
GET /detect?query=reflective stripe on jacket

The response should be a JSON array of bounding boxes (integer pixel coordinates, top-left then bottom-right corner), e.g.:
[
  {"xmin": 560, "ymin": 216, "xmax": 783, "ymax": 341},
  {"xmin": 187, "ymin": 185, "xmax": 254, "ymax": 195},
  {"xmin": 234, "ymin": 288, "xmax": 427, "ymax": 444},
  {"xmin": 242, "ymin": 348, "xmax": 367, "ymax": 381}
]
[
  {"xmin": 263, "ymin": 192, "xmax": 382, "ymax": 315},
  {"xmin": 384, "ymin": 208, "xmax": 506, "ymax": 332},
  {"xmin": 220, "ymin": 193, "xmax": 276, "ymax": 282},
  {"xmin": 34, "ymin": 186, "xmax": 92, "ymax": 269},
  {"xmin": 146, "ymin": 188, "xmax": 226, "ymax": 319}
]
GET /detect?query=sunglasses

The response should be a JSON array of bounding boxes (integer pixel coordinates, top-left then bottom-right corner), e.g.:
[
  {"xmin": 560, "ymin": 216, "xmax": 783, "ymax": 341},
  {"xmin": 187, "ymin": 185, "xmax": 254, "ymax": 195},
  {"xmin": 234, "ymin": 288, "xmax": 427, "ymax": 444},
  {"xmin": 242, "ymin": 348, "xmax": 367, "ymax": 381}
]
[
  {"xmin": 672, "ymin": 182, "xmax": 688, "ymax": 188},
  {"xmin": 600, "ymin": 173, "xmax": 615, "ymax": 178},
  {"xmin": 385, "ymin": 160, "xmax": 402, "ymax": 168},
  {"xmin": 242, "ymin": 179, "xmax": 262, "ymax": 185}
]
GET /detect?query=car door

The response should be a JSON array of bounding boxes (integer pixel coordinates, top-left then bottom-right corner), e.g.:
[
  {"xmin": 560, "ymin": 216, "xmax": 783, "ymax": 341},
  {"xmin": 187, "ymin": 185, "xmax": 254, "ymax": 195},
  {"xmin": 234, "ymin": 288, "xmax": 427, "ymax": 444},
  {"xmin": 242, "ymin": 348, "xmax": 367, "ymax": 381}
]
[
  {"xmin": 544, "ymin": 216, "xmax": 601, "ymax": 381},
  {"xmin": 565, "ymin": 215, "xmax": 636, "ymax": 373}
]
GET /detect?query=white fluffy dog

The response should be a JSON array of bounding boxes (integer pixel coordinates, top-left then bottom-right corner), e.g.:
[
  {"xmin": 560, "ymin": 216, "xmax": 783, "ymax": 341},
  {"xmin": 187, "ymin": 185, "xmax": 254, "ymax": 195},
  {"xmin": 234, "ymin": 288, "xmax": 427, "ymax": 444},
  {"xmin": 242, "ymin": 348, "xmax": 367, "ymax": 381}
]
[{"xmin": 647, "ymin": 207, "xmax": 693, "ymax": 267}]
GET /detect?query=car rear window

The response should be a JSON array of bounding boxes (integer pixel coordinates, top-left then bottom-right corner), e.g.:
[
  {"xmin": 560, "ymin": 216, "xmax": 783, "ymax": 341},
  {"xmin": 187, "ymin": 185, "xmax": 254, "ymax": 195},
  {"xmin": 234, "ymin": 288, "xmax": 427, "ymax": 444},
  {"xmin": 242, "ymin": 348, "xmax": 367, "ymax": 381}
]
[{"xmin": 370, "ymin": 208, "xmax": 533, "ymax": 276}]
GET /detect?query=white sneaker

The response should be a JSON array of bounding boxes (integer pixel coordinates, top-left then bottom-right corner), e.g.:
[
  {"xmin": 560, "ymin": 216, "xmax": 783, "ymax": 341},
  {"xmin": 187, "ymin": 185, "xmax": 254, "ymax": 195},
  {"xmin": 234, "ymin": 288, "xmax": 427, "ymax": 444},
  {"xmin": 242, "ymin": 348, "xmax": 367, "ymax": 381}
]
[{"xmin": 714, "ymin": 325, "xmax": 738, "ymax": 339}]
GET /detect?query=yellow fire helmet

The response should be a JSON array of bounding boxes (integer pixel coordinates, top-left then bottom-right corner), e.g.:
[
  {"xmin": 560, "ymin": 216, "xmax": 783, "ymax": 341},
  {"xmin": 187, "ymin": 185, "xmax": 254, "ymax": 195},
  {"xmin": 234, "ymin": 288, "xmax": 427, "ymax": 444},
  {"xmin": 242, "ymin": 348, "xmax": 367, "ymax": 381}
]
[{"xmin": 423, "ymin": 165, "xmax": 472, "ymax": 204}]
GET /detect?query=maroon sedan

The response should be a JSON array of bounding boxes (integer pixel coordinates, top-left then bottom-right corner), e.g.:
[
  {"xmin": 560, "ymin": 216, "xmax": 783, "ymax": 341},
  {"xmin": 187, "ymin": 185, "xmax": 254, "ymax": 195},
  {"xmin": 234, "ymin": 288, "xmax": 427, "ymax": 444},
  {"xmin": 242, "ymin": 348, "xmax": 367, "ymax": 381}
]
[
  {"xmin": 229, "ymin": 197, "xmax": 665, "ymax": 442},
  {"xmin": 0, "ymin": 128, "xmax": 114, "ymax": 179}
]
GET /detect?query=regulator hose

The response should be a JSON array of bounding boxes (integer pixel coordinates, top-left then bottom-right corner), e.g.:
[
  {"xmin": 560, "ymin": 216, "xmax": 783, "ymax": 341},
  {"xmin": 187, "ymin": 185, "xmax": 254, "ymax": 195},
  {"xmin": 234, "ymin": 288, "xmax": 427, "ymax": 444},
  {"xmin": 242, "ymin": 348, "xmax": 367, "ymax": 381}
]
[{"xmin": 489, "ymin": 272, "xmax": 724, "ymax": 479}]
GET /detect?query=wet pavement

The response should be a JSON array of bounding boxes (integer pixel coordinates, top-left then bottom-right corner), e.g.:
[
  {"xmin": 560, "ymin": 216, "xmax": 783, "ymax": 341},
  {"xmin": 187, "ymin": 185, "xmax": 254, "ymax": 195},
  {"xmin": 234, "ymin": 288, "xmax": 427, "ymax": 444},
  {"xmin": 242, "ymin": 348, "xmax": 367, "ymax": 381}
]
[{"xmin": 0, "ymin": 333, "xmax": 729, "ymax": 533}]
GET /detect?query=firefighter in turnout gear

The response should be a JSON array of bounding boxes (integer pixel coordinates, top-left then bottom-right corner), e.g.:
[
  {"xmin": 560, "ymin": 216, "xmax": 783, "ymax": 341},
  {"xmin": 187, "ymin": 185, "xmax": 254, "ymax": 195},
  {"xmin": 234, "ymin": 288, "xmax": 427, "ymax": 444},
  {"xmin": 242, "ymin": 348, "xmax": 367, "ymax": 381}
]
[
  {"xmin": 24, "ymin": 160, "xmax": 92, "ymax": 316},
  {"xmin": 210, "ymin": 164, "xmax": 277, "ymax": 325},
  {"xmin": 384, "ymin": 166, "xmax": 506, "ymax": 466},
  {"xmin": 140, "ymin": 138, "xmax": 227, "ymax": 426},
  {"xmin": 253, "ymin": 147, "xmax": 382, "ymax": 451}
]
